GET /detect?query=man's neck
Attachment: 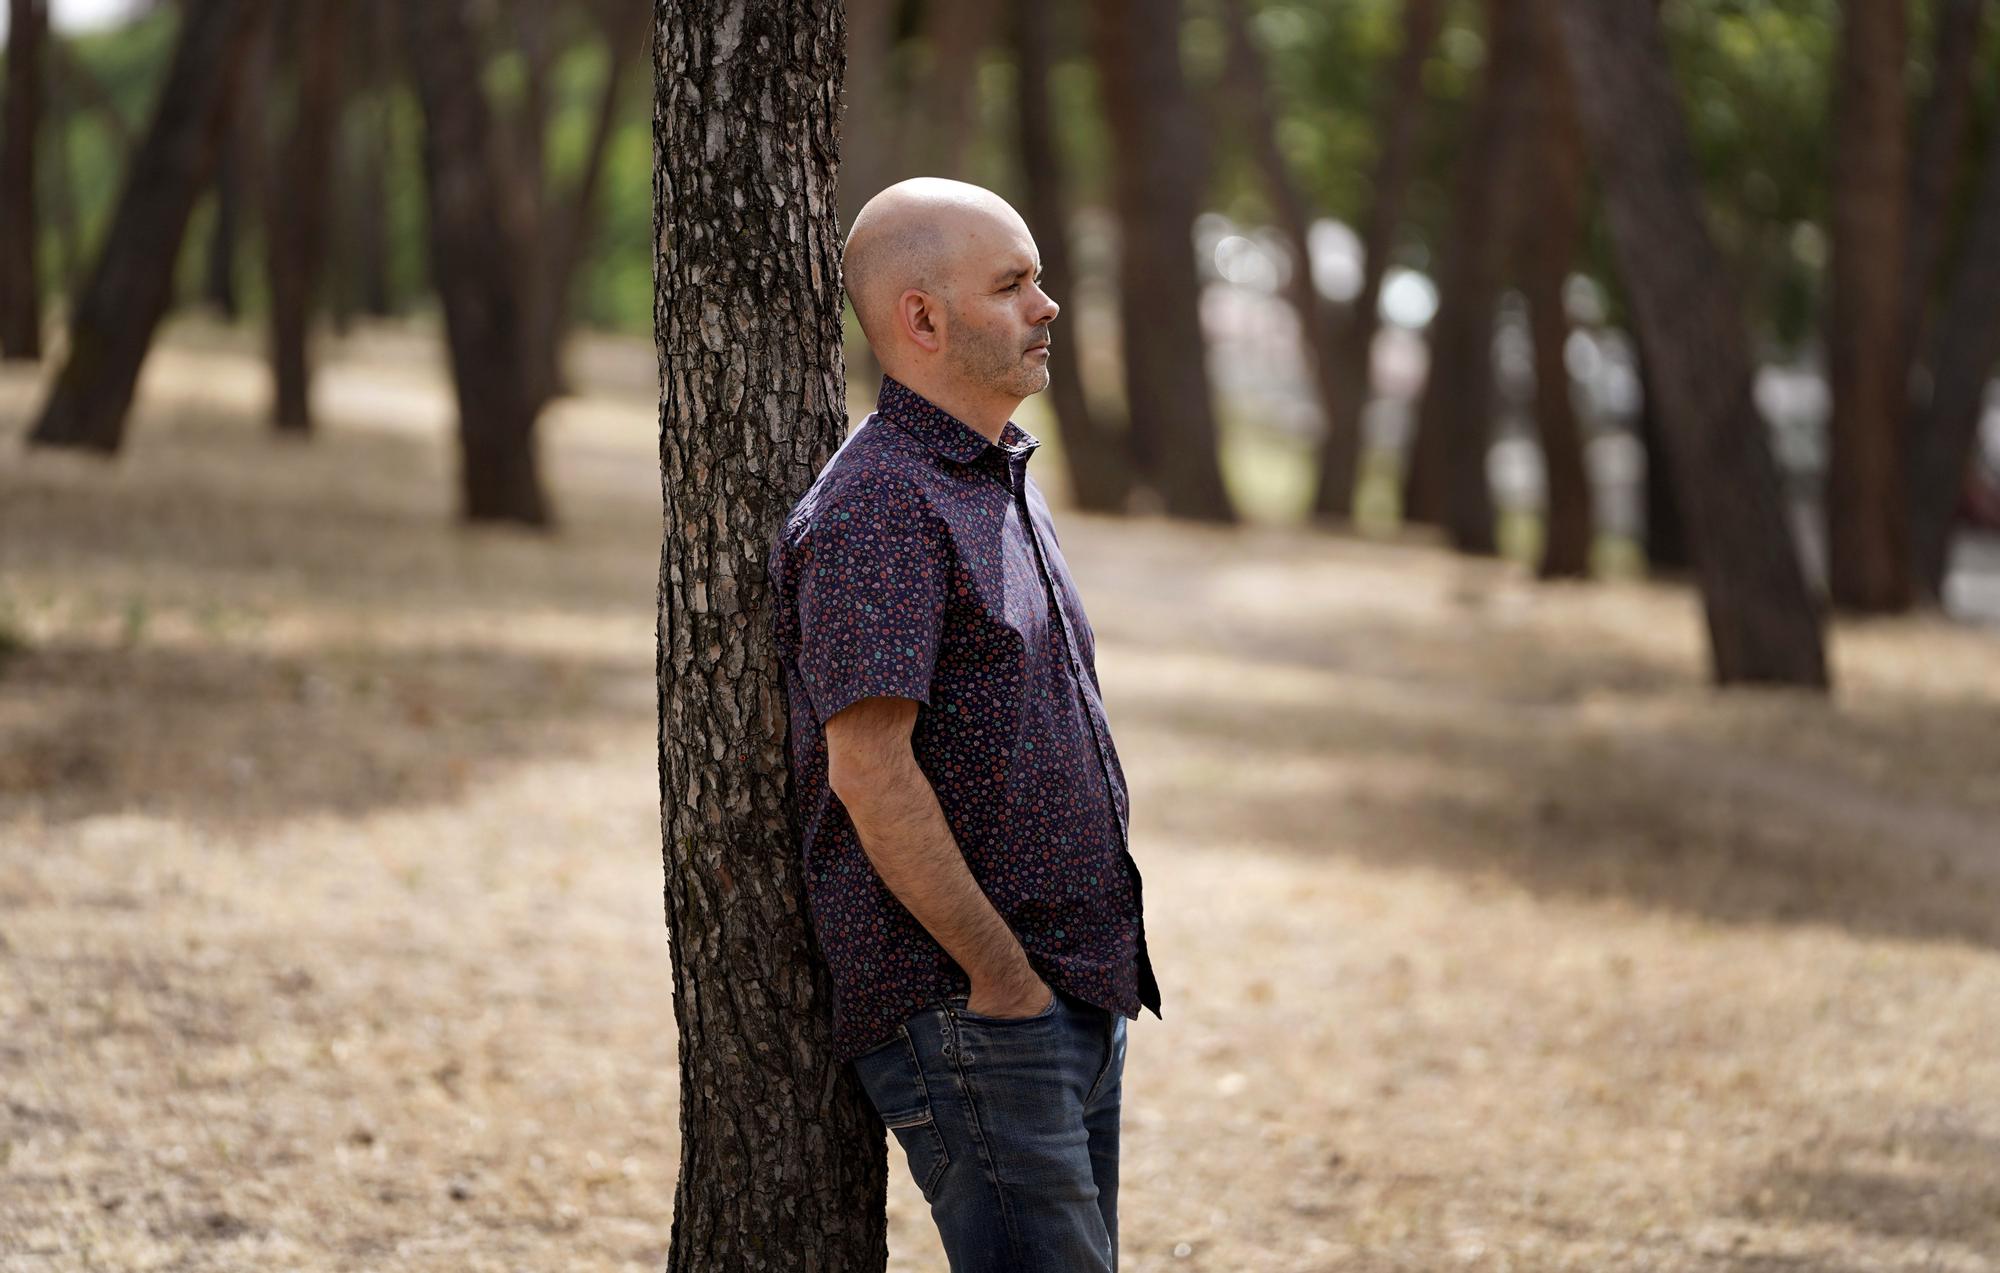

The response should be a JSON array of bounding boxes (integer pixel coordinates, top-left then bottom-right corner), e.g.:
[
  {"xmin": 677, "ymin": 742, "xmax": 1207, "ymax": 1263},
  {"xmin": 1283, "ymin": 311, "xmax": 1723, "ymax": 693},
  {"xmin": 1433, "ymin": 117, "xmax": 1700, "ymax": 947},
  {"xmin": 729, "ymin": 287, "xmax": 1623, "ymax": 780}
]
[{"xmin": 884, "ymin": 370, "xmax": 1018, "ymax": 445}]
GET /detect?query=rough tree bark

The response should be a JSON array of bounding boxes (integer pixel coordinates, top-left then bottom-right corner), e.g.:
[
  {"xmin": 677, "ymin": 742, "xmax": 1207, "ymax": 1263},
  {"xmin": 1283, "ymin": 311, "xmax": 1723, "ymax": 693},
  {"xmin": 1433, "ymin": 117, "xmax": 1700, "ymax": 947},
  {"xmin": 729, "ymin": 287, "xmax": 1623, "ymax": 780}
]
[
  {"xmin": 1908, "ymin": 99, "xmax": 2000, "ymax": 602},
  {"xmin": 1, "ymin": 0, "xmax": 46, "ymax": 360},
  {"xmin": 402, "ymin": 0, "xmax": 549, "ymax": 525},
  {"xmin": 1403, "ymin": 0, "xmax": 1534, "ymax": 551},
  {"xmin": 28, "ymin": 0, "xmax": 266, "ymax": 454},
  {"xmin": 266, "ymin": 0, "xmax": 347, "ymax": 434},
  {"xmin": 1518, "ymin": 0, "xmax": 1592, "ymax": 579},
  {"xmin": 1554, "ymin": 0, "xmax": 1827, "ymax": 687},
  {"xmin": 1314, "ymin": 0, "xmax": 1443, "ymax": 523},
  {"xmin": 657, "ymin": 1, "xmax": 891, "ymax": 1268},
  {"xmin": 1825, "ymin": 0, "xmax": 1912, "ymax": 612},
  {"xmin": 1091, "ymin": 0, "xmax": 1237, "ymax": 522},
  {"xmin": 1013, "ymin": 0, "xmax": 1131, "ymax": 513}
]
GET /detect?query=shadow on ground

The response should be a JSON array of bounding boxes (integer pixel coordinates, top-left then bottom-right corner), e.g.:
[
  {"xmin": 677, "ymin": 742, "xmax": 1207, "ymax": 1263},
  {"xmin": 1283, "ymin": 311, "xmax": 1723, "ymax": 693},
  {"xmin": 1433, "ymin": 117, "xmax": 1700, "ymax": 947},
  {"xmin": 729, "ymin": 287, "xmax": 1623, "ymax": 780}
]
[{"xmin": 0, "ymin": 637, "xmax": 652, "ymax": 828}]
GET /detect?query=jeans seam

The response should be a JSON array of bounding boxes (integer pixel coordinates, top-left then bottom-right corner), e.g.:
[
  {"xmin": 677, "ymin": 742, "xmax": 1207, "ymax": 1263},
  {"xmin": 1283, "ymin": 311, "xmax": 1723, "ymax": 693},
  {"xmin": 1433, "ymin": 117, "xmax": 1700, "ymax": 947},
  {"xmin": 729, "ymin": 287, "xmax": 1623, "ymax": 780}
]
[
  {"xmin": 1084, "ymin": 1014, "xmax": 1117, "ymax": 1110},
  {"xmin": 943, "ymin": 1011, "xmax": 1032, "ymax": 1263}
]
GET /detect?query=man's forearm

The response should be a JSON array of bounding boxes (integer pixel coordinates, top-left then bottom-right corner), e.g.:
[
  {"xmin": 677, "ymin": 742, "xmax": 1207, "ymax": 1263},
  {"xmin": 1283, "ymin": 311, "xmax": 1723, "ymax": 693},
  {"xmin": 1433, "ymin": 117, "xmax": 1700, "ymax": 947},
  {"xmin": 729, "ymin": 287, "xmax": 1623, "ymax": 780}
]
[{"xmin": 838, "ymin": 755, "xmax": 1039, "ymax": 993}]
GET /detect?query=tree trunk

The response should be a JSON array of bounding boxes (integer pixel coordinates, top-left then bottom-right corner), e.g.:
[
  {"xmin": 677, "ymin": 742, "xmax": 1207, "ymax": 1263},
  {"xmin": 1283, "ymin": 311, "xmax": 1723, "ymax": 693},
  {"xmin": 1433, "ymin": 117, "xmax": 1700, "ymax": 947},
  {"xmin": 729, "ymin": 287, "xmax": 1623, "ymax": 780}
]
[
  {"xmin": 1090, "ymin": 0, "xmax": 1237, "ymax": 522},
  {"xmin": 840, "ymin": 0, "xmax": 899, "ymax": 231},
  {"xmin": 402, "ymin": 0, "xmax": 549, "ymax": 526},
  {"xmin": 1218, "ymin": 0, "xmax": 1346, "ymax": 520},
  {"xmin": 493, "ymin": 0, "xmax": 557, "ymax": 409},
  {"xmin": 1554, "ymin": 0, "xmax": 1827, "ymax": 687},
  {"xmin": 1900, "ymin": 0, "xmax": 1986, "ymax": 374},
  {"xmin": 266, "ymin": 0, "xmax": 346, "ymax": 434},
  {"xmin": 339, "ymin": 0, "xmax": 397, "ymax": 323},
  {"xmin": 1635, "ymin": 339, "xmax": 1692, "ymax": 574},
  {"xmin": 1, "ymin": 0, "xmax": 47, "ymax": 360},
  {"xmin": 524, "ymin": 0, "xmax": 638, "ymax": 412},
  {"xmin": 203, "ymin": 147, "xmax": 243, "ymax": 316},
  {"xmin": 202, "ymin": 19, "xmax": 269, "ymax": 320},
  {"xmin": 362, "ymin": 0, "xmax": 398, "ymax": 319},
  {"xmin": 1908, "ymin": 97, "xmax": 2000, "ymax": 601},
  {"xmin": 1013, "ymin": 0, "xmax": 1130, "ymax": 514},
  {"xmin": 905, "ymin": 0, "xmax": 995, "ymax": 180},
  {"xmin": 28, "ymin": 0, "xmax": 266, "ymax": 455},
  {"xmin": 1825, "ymin": 0, "xmax": 1912, "ymax": 612},
  {"xmin": 1314, "ymin": 0, "xmax": 1443, "ymax": 523},
  {"xmin": 1521, "ymin": 0, "xmax": 1592, "ymax": 580},
  {"xmin": 658, "ymin": 2, "xmax": 892, "ymax": 1269},
  {"xmin": 1404, "ymin": 0, "xmax": 1533, "ymax": 552},
  {"xmin": 349, "ymin": 100, "xmax": 393, "ymax": 317}
]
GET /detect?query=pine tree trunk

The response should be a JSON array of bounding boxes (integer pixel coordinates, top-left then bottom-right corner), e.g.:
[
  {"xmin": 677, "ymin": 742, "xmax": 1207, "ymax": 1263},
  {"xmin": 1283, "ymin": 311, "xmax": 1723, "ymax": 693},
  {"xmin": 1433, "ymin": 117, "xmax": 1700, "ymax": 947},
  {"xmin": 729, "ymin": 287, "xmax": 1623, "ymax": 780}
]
[
  {"xmin": 350, "ymin": 102, "xmax": 393, "ymax": 316},
  {"xmin": 28, "ymin": 0, "xmax": 266, "ymax": 455},
  {"xmin": 1091, "ymin": 0, "xmax": 1237, "ymax": 523},
  {"xmin": 203, "ymin": 21, "xmax": 270, "ymax": 321},
  {"xmin": 1522, "ymin": 0, "xmax": 1592, "ymax": 579},
  {"xmin": 1219, "ymin": 0, "xmax": 1346, "ymax": 521},
  {"xmin": 1013, "ymin": 0, "xmax": 1130, "ymax": 514},
  {"xmin": 1554, "ymin": 0, "xmax": 1827, "ymax": 687},
  {"xmin": 657, "ymin": 2, "xmax": 892, "ymax": 1268},
  {"xmin": 1635, "ymin": 340, "xmax": 1692, "ymax": 574},
  {"xmin": 525, "ymin": 3, "xmax": 636, "ymax": 412},
  {"xmin": 401, "ymin": 0, "xmax": 549, "ymax": 527},
  {"xmin": 905, "ymin": 0, "xmax": 995, "ymax": 180},
  {"xmin": 347, "ymin": 0, "xmax": 397, "ymax": 320},
  {"xmin": 204, "ymin": 147, "xmax": 242, "ymax": 317},
  {"xmin": 1, "ymin": 0, "xmax": 46, "ymax": 360},
  {"xmin": 266, "ymin": 0, "xmax": 346, "ymax": 434},
  {"xmin": 498, "ymin": 0, "xmax": 558, "ymax": 412},
  {"xmin": 1404, "ymin": 0, "xmax": 1533, "ymax": 551},
  {"xmin": 838, "ymin": 0, "xmax": 899, "ymax": 232},
  {"xmin": 1899, "ymin": 0, "xmax": 1985, "ymax": 372},
  {"xmin": 1314, "ymin": 0, "xmax": 1443, "ymax": 523},
  {"xmin": 1825, "ymin": 0, "xmax": 1912, "ymax": 612},
  {"xmin": 1908, "ymin": 98, "xmax": 2000, "ymax": 601}
]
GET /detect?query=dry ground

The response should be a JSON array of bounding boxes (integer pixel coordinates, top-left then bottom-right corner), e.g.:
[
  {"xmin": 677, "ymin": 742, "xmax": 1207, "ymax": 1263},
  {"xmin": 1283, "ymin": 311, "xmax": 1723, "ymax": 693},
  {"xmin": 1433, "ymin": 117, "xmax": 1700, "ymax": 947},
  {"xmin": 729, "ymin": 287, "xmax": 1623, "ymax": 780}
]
[{"xmin": 3, "ymin": 322, "xmax": 1998, "ymax": 1272}]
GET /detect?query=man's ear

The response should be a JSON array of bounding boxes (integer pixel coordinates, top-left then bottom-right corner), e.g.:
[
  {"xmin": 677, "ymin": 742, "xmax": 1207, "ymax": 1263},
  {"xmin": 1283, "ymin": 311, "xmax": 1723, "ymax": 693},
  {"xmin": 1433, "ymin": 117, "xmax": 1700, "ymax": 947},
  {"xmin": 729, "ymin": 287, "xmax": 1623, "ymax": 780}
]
[{"xmin": 899, "ymin": 288, "xmax": 944, "ymax": 354}]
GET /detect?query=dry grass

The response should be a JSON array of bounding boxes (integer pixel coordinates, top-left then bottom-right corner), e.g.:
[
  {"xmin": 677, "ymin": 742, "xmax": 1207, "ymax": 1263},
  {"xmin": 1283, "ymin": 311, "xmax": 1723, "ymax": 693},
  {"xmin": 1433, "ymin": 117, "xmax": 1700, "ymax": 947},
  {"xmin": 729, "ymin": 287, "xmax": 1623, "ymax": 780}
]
[{"xmin": 3, "ymin": 321, "xmax": 1998, "ymax": 1272}]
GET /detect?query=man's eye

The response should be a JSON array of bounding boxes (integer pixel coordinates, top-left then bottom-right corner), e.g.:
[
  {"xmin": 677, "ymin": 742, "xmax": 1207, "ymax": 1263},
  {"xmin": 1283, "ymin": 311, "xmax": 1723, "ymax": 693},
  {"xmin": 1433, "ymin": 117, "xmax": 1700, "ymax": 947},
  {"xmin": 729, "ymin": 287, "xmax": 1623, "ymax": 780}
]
[{"xmin": 1003, "ymin": 283, "xmax": 1021, "ymax": 293}]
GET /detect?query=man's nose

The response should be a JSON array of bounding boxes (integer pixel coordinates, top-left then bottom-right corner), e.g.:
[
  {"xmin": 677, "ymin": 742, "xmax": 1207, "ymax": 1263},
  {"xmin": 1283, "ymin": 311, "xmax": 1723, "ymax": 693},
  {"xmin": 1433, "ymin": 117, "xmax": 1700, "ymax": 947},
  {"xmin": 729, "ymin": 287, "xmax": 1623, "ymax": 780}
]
[{"xmin": 1032, "ymin": 283, "xmax": 1059, "ymax": 325}]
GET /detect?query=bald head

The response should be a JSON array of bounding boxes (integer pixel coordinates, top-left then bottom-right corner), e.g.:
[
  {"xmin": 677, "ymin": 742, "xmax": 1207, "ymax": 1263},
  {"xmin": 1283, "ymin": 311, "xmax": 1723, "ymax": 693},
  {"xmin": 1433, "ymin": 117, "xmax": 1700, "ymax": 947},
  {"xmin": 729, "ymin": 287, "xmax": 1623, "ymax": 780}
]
[{"xmin": 842, "ymin": 178, "xmax": 1036, "ymax": 358}]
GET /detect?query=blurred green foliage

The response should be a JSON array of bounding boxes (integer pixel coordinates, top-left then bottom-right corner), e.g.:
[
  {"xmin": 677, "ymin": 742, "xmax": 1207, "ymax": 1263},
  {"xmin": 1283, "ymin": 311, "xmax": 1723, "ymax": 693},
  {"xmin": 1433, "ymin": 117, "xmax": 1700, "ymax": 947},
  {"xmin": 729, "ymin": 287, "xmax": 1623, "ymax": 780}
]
[{"xmin": 11, "ymin": 0, "xmax": 1999, "ymax": 352}]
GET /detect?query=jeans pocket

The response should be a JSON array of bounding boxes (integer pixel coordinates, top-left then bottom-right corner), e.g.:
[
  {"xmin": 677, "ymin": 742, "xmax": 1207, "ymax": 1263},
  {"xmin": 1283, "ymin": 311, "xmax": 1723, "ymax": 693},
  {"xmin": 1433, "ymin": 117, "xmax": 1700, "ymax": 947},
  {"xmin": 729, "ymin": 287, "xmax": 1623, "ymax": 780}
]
[
  {"xmin": 852, "ymin": 1026, "xmax": 950, "ymax": 1201},
  {"xmin": 947, "ymin": 985, "xmax": 1064, "ymax": 1026}
]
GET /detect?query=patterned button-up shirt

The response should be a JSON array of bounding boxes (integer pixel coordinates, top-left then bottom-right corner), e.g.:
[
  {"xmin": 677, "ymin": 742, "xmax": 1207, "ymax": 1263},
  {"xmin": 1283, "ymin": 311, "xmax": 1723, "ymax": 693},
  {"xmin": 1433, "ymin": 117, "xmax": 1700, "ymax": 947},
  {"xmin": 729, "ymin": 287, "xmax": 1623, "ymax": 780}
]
[{"xmin": 769, "ymin": 376, "xmax": 1162, "ymax": 1060}]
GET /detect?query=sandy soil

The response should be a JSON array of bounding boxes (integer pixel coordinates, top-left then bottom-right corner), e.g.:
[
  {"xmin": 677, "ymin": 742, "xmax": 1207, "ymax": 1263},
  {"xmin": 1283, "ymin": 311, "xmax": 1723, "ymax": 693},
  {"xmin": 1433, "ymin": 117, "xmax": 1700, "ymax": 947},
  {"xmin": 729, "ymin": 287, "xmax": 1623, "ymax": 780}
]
[{"xmin": 3, "ymin": 323, "xmax": 1998, "ymax": 1272}]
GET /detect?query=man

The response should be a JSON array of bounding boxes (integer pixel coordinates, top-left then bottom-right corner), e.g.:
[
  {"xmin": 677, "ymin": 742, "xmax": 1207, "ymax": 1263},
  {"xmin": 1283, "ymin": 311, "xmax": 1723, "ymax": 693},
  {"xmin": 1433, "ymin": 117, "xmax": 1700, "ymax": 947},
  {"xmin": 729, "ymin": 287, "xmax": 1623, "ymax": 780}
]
[{"xmin": 768, "ymin": 177, "xmax": 1162, "ymax": 1271}]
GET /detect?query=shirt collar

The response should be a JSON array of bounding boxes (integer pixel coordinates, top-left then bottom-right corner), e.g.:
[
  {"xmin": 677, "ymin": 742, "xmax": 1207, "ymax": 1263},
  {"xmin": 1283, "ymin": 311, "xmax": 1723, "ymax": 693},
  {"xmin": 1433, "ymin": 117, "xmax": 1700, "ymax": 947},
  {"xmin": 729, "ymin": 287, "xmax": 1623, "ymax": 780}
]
[{"xmin": 876, "ymin": 375, "xmax": 1040, "ymax": 467}]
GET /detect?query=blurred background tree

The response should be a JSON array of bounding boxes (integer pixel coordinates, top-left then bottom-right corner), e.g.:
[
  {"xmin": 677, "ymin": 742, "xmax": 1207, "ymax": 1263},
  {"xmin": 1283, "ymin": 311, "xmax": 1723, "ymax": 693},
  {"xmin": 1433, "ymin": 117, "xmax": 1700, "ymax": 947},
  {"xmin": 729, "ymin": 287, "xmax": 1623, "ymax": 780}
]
[{"xmin": 4, "ymin": 0, "xmax": 2000, "ymax": 662}]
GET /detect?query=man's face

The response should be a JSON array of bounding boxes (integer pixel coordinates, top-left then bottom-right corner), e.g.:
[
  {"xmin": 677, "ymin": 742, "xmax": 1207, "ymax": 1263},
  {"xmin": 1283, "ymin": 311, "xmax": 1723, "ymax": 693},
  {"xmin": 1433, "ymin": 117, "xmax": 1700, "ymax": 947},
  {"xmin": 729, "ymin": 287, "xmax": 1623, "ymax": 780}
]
[{"xmin": 939, "ymin": 216, "xmax": 1059, "ymax": 402}]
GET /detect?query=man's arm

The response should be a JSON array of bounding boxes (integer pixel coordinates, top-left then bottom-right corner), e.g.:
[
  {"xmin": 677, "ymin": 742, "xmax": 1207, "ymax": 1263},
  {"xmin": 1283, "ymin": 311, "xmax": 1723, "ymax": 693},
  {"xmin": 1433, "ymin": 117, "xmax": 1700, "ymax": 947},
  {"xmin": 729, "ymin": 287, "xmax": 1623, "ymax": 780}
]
[{"xmin": 825, "ymin": 695, "xmax": 1053, "ymax": 1019}]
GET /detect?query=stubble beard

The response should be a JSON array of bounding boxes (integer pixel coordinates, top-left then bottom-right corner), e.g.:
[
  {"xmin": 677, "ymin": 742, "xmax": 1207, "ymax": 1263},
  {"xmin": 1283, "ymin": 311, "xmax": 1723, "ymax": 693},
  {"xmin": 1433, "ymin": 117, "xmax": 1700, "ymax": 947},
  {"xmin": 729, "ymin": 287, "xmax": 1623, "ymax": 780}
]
[{"xmin": 946, "ymin": 307, "xmax": 1051, "ymax": 400}]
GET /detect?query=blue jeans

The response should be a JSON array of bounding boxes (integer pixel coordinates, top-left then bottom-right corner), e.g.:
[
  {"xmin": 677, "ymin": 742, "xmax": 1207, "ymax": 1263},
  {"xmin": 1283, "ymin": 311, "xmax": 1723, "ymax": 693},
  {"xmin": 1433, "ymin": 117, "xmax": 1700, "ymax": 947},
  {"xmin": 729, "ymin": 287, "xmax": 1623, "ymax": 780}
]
[{"xmin": 851, "ymin": 985, "xmax": 1129, "ymax": 1271}]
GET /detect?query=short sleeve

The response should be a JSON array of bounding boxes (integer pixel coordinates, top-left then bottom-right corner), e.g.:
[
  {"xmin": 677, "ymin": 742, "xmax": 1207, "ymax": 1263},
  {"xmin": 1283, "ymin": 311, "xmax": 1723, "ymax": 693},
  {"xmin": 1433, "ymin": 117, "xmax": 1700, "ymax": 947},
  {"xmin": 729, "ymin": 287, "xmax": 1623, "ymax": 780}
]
[{"xmin": 792, "ymin": 486, "xmax": 950, "ymax": 723}]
